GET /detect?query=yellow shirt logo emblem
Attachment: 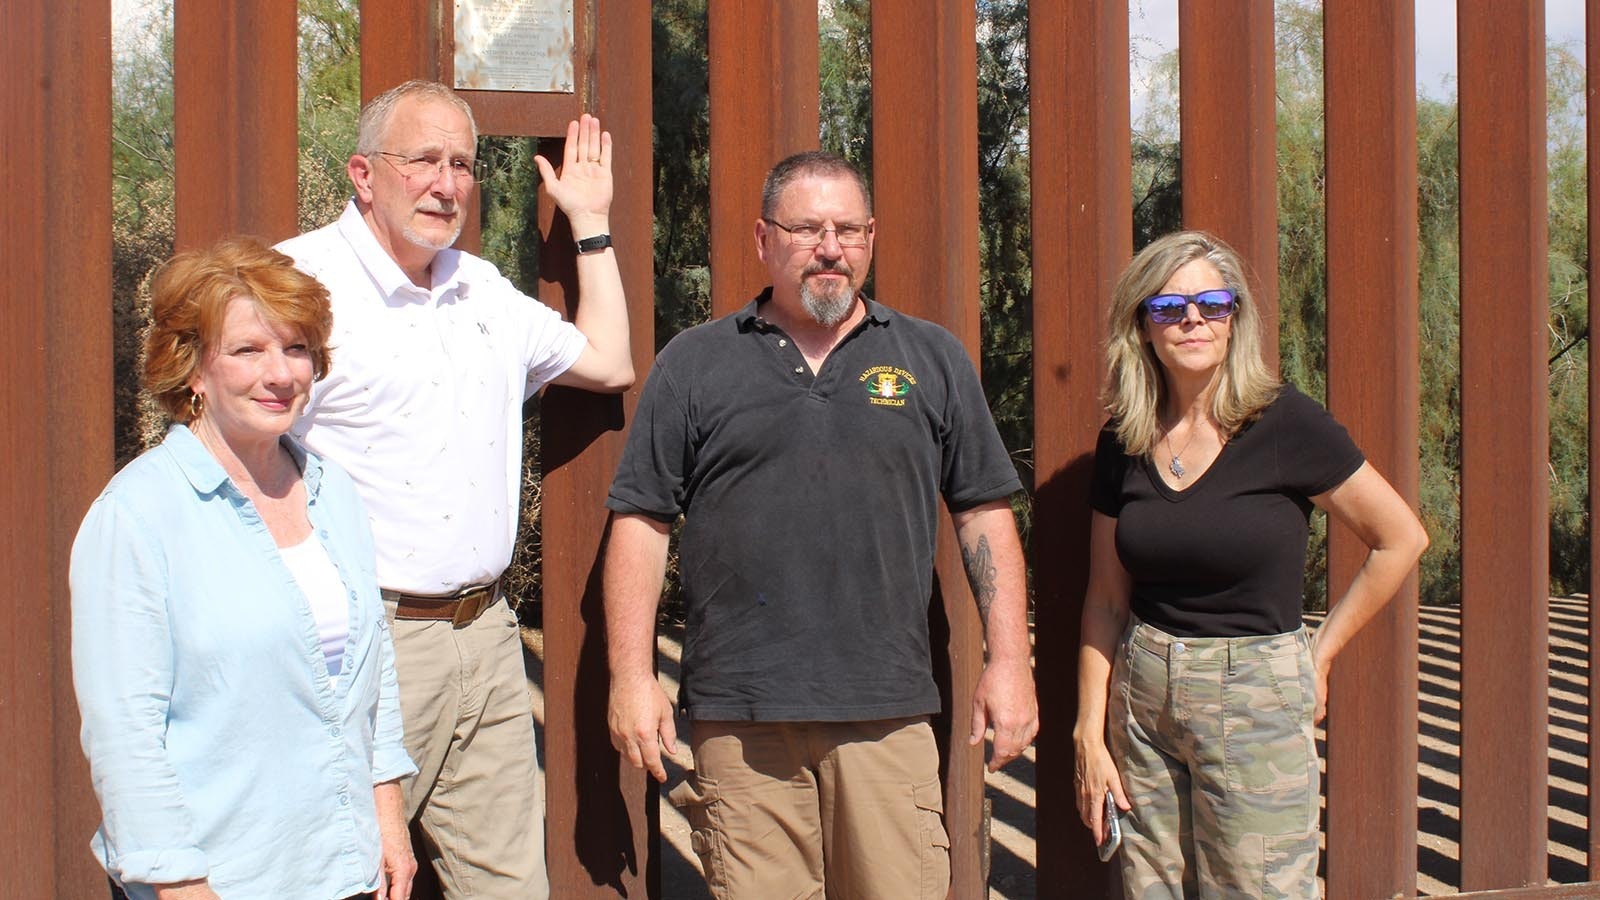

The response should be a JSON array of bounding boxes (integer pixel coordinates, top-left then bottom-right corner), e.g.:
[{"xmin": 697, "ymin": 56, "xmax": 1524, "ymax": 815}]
[{"xmin": 859, "ymin": 366, "xmax": 916, "ymax": 407}]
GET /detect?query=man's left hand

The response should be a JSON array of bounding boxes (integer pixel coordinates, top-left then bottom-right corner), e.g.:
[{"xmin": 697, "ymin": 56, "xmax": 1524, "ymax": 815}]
[
  {"xmin": 970, "ymin": 656, "xmax": 1039, "ymax": 772},
  {"xmin": 535, "ymin": 114, "xmax": 613, "ymax": 237}
]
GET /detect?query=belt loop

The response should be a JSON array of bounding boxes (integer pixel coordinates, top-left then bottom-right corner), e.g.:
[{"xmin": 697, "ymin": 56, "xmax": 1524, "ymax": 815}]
[{"xmin": 1227, "ymin": 639, "xmax": 1235, "ymax": 676}]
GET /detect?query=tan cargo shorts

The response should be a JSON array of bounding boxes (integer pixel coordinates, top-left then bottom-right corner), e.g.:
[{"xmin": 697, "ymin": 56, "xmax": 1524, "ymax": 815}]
[{"xmin": 670, "ymin": 717, "xmax": 949, "ymax": 900}]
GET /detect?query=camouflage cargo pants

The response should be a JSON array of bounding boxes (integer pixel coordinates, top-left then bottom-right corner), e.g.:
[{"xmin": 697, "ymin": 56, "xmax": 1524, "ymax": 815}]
[{"xmin": 1108, "ymin": 617, "xmax": 1321, "ymax": 899}]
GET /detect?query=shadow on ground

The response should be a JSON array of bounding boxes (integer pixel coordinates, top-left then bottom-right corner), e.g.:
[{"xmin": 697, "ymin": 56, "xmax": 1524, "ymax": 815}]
[{"xmin": 524, "ymin": 598, "xmax": 1592, "ymax": 898}]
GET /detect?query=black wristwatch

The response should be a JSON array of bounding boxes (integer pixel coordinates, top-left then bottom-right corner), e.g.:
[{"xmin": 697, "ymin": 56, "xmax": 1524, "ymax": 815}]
[{"xmin": 574, "ymin": 233, "xmax": 613, "ymax": 254}]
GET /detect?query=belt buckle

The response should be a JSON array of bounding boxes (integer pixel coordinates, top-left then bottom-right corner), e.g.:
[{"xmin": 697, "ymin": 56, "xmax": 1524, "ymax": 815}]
[{"xmin": 451, "ymin": 585, "xmax": 493, "ymax": 627}]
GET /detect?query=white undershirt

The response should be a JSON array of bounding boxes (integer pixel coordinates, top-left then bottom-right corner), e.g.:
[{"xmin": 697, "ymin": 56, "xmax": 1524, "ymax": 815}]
[{"xmin": 280, "ymin": 535, "xmax": 350, "ymax": 679}]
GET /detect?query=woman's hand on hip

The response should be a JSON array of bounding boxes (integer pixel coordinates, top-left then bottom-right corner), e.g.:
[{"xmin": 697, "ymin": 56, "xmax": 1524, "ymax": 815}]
[{"xmin": 1312, "ymin": 640, "xmax": 1331, "ymax": 724}]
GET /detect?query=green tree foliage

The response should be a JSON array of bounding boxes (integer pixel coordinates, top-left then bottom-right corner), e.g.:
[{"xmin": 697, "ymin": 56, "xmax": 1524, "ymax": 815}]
[
  {"xmin": 1415, "ymin": 95, "xmax": 1464, "ymax": 606},
  {"xmin": 1546, "ymin": 42, "xmax": 1590, "ymax": 597},
  {"xmin": 819, "ymin": 0, "xmax": 873, "ymax": 167},
  {"xmin": 815, "ymin": 0, "xmax": 878, "ymax": 311},
  {"xmin": 112, "ymin": 0, "xmax": 371, "ymax": 463},
  {"xmin": 1133, "ymin": 3, "xmax": 1590, "ymax": 607},
  {"xmin": 112, "ymin": 3, "xmax": 177, "ymax": 461},
  {"xmin": 296, "ymin": 0, "xmax": 361, "ymax": 231},
  {"xmin": 1130, "ymin": 24, "xmax": 1182, "ymax": 248},
  {"xmin": 107, "ymin": 2, "xmax": 1594, "ymax": 614},
  {"xmin": 1406, "ymin": 43, "xmax": 1592, "ymax": 605},
  {"xmin": 652, "ymin": 0, "xmax": 712, "ymax": 346},
  {"xmin": 1274, "ymin": 1, "xmax": 1331, "ymax": 607},
  {"xmin": 974, "ymin": 0, "xmax": 1034, "ymax": 478},
  {"xmin": 1274, "ymin": 1, "xmax": 1327, "ymax": 403}
]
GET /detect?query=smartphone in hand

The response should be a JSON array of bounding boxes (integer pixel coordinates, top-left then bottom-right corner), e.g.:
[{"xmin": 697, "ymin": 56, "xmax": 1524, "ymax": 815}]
[{"xmin": 1097, "ymin": 791, "xmax": 1122, "ymax": 862}]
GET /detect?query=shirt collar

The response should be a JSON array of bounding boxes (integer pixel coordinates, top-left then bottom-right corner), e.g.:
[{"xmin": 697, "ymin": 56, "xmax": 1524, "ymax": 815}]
[
  {"xmin": 167, "ymin": 424, "xmax": 323, "ymax": 500},
  {"xmin": 733, "ymin": 288, "xmax": 894, "ymax": 333},
  {"xmin": 334, "ymin": 200, "xmax": 466, "ymax": 303}
]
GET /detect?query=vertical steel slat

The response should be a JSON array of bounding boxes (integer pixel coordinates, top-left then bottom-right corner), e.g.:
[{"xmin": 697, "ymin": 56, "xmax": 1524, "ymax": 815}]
[
  {"xmin": 540, "ymin": 0, "xmax": 656, "ymax": 895},
  {"xmin": 708, "ymin": 3, "xmax": 819, "ymax": 316},
  {"xmin": 1457, "ymin": 0, "xmax": 1550, "ymax": 890},
  {"xmin": 360, "ymin": 0, "xmax": 438, "ymax": 103},
  {"xmin": 869, "ymin": 1, "xmax": 985, "ymax": 896},
  {"xmin": 173, "ymin": 0, "xmax": 298, "ymax": 248},
  {"xmin": 1178, "ymin": 1, "xmax": 1279, "ymax": 369},
  {"xmin": 1029, "ymin": 0, "xmax": 1131, "ymax": 895},
  {"xmin": 5, "ymin": 0, "xmax": 113, "ymax": 894},
  {"xmin": 1323, "ymin": 2, "xmax": 1422, "ymax": 897}
]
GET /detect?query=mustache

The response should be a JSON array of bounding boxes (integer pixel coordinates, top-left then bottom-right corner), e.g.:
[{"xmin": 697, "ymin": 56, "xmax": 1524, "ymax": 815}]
[
  {"xmin": 802, "ymin": 260, "xmax": 852, "ymax": 278},
  {"xmin": 415, "ymin": 199, "xmax": 457, "ymax": 215}
]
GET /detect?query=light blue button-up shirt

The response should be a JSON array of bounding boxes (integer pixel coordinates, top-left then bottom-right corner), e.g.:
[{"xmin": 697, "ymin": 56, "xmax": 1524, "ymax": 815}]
[{"xmin": 71, "ymin": 426, "xmax": 415, "ymax": 900}]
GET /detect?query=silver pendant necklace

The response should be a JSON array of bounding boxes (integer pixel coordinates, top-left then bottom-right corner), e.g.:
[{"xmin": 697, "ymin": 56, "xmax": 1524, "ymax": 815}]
[{"xmin": 1164, "ymin": 422, "xmax": 1198, "ymax": 479}]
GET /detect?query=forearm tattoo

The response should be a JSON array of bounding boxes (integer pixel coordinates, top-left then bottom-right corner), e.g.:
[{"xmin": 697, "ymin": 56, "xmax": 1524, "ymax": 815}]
[{"xmin": 961, "ymin": 534, "xmax": 998, "ymax": 623}]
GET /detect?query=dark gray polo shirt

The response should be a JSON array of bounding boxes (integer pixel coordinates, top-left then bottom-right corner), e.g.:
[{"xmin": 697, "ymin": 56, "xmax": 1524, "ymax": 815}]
[{"xmin": 607, "ymin": 290, "xmax": 1022, "ymax": 722}]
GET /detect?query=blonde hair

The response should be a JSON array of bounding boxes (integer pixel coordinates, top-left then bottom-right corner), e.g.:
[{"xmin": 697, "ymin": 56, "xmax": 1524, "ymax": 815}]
[
  {"xmin": 1102, "ymin": 230, "xmax": 1280, "ymax": 456},
  {"xmin": 144, "ymin": 236, "xmax": 333, "ymax": 424}
]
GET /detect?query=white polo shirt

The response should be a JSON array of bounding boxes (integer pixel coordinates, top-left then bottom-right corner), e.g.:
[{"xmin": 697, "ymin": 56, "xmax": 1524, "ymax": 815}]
[{"xmin": 279, "ymin": 202, "xmax": 588, "ymax": 595}]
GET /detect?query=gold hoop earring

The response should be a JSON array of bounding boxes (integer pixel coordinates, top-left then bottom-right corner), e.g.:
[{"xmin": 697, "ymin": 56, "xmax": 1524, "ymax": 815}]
[{"xmin": 189, "ymin": 391, "xmax": 204, "ymax": 419}]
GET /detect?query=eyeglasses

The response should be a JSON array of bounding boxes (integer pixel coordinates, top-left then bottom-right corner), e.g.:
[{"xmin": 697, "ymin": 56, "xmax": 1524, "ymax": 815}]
[
  {"xmin": 374, "ymin": 151, "xmax": 490, "ymax": 184},
  {"xmin": 1141, "ymin": 289, "xmax": 1239, "ymax": 325},
  {"xmin": 763, "ymin": 219, "xmax": 872, "ymax": 248}
]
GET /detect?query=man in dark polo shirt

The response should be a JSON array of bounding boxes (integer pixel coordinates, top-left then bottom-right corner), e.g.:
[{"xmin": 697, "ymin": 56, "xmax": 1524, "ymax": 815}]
[{"xmin": 602, "ymin": 151, "xmax": 1037, "ymax": 899}]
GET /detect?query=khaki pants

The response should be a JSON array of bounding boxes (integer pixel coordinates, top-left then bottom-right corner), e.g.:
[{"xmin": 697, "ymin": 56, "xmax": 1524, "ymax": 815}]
[
  {"xmin": 671, "ymin": 717, "xmax": 950, "ymax": 900},
  {"xmin": 388, "ymin": 596, "xmax": 547, "ymax": 899},
  {"xmin": 1109, "ymin": 618, "xmax": 1321, "ymax": 899}
]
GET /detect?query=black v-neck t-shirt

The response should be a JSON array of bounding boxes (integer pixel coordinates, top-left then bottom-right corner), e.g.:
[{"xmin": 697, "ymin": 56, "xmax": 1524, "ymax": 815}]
[{"xmin": 1090, "ymin": 384, "xmax": 1364, "ymax": 637}]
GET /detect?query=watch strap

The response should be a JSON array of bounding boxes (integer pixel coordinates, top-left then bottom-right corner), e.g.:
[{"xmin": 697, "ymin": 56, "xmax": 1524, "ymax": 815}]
[{"xmin": 574, "ymin": 233, "xmax": 613, "ymax": 254}]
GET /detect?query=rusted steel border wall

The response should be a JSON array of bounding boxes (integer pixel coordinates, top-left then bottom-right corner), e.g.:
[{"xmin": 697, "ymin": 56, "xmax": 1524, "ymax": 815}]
[
  {"xmin": 13, "ymin": 1, "xmax": 1600, "ymax": 897},
  {"xmin": 868, "ymin": 2, "xmax": 989, "ymax": 894},
  {"xmin": 1029, "ymin": 1, "xmax": 1132, "ymax": 896},
  {"xmin": 1179, "ymin": 0, "xmax": 1280, "ymax": 372},
  {"xmin": 5, "ymin": 0, "xmax": 112, "ymax": 895},
  {"xmin": 1323, "ymin": 2, "xmax": 1422, "ymax": 897},
  {"xmin": 1458, "ymin": 1, "xmax": 1551, "ymax": 892},
  {"xmin": 708, "ymin": 2, "xmax": 820, "ymax": 315},
  {"xmin": 173, "ymin": 0, "xmax": 299, "ymax": 249},
  {"xmin": 537, "ymin": 1, "xmax": 657, "ymax": 894}
]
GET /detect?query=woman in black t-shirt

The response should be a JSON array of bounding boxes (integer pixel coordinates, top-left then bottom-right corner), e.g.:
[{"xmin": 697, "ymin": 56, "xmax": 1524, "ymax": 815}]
[{"xmin": 1073, "ymin": 231, "xmax": 1427, "ymax": 898}]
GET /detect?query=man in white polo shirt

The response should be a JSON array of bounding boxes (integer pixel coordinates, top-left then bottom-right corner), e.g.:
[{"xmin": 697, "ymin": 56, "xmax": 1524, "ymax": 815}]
[{"xmin": 279, "ymin": 80, "xmax": 632, "ymax": 899}]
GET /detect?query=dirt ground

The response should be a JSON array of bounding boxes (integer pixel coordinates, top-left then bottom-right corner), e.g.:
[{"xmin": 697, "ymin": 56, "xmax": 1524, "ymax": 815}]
[{"xmin": 524, "ymin": 597, "xmax": 1592, "ymax": 898}]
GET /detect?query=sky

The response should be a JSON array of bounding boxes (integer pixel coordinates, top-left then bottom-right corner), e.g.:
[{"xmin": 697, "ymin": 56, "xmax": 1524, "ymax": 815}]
[
  {"xmin": 112, "ymin": 0, "xmax": 1587, "ymax": 121},
  {"xmin": 1130, "ymin": 0, "xmax": 1586, "ymax": 120}
]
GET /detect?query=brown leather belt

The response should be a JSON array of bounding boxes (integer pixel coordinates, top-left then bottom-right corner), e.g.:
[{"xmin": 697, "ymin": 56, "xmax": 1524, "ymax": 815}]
[{"xmin": 383, "ymin": 580, "xmax": 500, "ymax": 627}]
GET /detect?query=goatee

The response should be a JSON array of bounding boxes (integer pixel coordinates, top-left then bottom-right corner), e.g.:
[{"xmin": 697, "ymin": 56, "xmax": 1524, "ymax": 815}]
[{"xmin": 799, "ymin": 265, "xmax": 856, "ymax": 327}]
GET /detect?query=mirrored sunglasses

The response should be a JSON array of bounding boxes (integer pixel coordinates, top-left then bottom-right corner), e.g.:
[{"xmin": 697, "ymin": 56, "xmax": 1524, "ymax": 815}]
[{"xmin": 1141, "ymin": 288, "xmax": 1238, "ymax": 325}]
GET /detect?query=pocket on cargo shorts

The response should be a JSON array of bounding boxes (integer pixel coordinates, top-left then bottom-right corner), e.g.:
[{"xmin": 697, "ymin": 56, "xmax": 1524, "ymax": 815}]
[
  {"xmin": 913, "ymin": 777, "xmax": 951, "ymax": 899},
  {"xmin": 669, "ymin": 773, "xmax": 728, "ymax": 896},
  {"xmin": 1261, "ymin": 829, "xmax": 1320, "ymax": 898},
  {"xmin": 1223, "ymin": 651, "xmax": 1316, "ymax": 793}
]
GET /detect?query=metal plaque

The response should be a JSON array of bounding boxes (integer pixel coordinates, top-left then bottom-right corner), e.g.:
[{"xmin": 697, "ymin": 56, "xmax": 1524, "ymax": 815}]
[{"xmin": 453, "ymin": 0, "xmax": 575, "ymax": 93}]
